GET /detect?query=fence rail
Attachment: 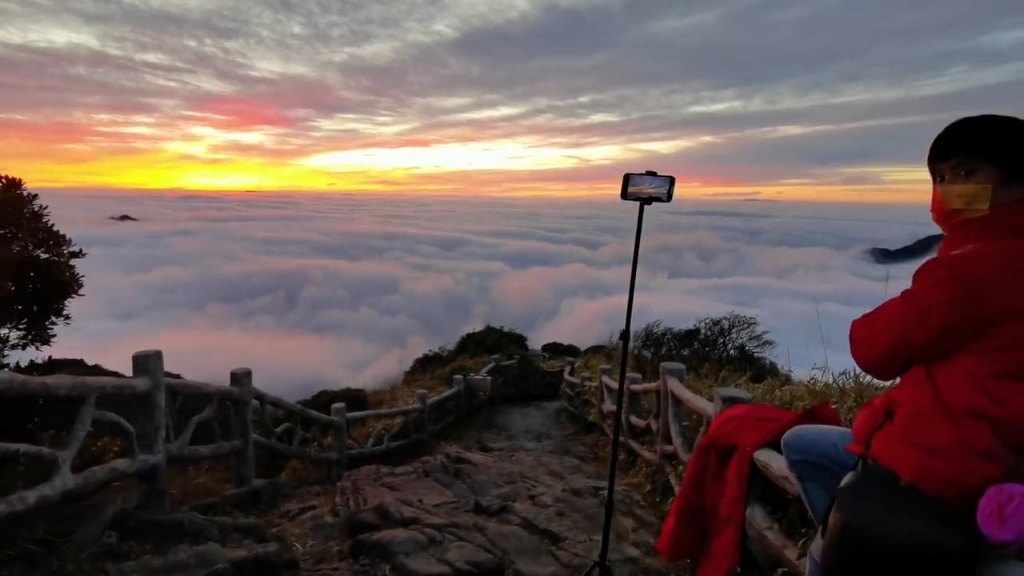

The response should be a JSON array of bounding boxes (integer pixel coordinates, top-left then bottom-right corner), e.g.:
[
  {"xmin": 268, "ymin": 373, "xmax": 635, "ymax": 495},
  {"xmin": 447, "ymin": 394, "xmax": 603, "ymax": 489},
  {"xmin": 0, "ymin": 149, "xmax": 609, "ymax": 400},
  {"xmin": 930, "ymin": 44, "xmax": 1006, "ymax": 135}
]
[
  {"xmin": 0, "ymin": 349, "xmax": 496, "ymax": 522},
  {"xmin": 562, "ymin": 361, "xmax": 806, "ymax": 575}
]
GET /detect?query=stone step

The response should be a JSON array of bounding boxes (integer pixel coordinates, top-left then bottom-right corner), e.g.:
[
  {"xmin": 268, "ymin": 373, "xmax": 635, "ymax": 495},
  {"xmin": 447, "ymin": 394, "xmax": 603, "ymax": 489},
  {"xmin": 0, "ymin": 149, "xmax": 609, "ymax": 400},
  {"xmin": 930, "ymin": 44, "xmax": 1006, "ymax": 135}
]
[{"xmin": 105, "ymin": 541, "xmax": 300, "ymax": 576}]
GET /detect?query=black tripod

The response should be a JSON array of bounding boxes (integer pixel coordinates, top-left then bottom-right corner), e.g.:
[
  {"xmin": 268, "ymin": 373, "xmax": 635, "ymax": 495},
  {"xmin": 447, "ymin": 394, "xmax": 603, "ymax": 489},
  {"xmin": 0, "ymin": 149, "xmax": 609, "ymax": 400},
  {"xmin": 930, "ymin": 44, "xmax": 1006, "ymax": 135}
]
[{"xmin": 581, "ymin": 198, "xmax": 652, "ymax": 576}]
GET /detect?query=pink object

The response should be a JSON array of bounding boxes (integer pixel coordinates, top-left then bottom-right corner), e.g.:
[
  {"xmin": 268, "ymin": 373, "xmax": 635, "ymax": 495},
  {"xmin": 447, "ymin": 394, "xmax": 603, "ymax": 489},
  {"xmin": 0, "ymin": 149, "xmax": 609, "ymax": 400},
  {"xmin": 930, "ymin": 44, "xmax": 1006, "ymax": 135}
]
[{"xmin": 977, "ymin": 483, "xmax": 1024, "ymax": 548}]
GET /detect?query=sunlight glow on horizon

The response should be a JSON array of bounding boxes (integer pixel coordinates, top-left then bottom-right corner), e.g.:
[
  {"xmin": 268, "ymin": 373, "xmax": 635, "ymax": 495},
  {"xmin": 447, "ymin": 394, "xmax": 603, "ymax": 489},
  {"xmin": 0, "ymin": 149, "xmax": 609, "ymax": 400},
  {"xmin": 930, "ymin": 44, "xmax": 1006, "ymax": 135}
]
[
  {"xmin": 7, "ymin": 149, "xmax": 933, "ymax": 202},
  {"xmin": 3, "ymin": 114, "xmax": 933, "ymax": 202}
]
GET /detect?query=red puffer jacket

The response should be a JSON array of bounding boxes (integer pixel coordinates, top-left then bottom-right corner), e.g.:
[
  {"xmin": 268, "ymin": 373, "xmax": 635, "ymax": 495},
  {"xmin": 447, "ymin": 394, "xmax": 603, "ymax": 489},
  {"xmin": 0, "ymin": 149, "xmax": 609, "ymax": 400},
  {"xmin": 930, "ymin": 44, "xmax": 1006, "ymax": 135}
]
[{"xmin": 848, "ymin": 204, "xmax": 1024, "ymax": 510}]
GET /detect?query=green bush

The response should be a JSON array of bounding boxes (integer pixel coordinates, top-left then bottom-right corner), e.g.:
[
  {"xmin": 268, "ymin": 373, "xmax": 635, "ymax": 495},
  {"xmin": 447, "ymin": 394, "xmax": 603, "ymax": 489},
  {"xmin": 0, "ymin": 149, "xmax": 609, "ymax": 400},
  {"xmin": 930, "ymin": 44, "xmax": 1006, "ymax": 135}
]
[
  {"xmin": 631, "ymin": 313, "xmax": 784, "ymax": 383},
  {"xmin": 451, "ymin": 325, "xmax": 529, "ymax": 358},
  {"xmin": 404, "ymin": 324, "xmax": 530, "ymax": 382},
  {"xmin": 405, "ymin": 346, "xmax": 453, "ymax": 377},
  {"xmin": 540, "ymin": 341, "xmax": 582, "ymax": 358}
]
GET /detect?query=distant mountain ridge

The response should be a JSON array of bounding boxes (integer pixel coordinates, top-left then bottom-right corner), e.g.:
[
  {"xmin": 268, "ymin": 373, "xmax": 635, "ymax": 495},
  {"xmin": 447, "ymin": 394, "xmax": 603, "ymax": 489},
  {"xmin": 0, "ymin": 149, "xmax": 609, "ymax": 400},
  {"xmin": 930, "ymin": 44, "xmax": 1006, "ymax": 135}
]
[{"xmin": 868, "ymin": 233, "xmax": 944, "ymax": 264}]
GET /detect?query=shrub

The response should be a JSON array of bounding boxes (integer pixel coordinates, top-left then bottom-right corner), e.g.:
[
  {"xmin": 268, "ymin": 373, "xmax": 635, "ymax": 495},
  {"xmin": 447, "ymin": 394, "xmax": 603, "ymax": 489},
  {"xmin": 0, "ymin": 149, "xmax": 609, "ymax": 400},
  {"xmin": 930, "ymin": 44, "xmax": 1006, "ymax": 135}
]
[
  {"xmin": 451, "ymin": 324, "xmax": 529, "ymax": 358},
  {"xmin": 404, "ymin": 346, "xmax": 453, "ymax": 377},
  {"xmin": 297, "ymin": 388, "xmax": 370, "ymax": 415},
  {"xmin": 540, "ymin": 341, "xmax": 582, "ymax": 358},
  {"xmin": 582, "ymin": 344, "xmax": 611, "ymax": 357},
  {"xmin": 631, "ymin": 313, "xmax": 784, "ymax": 383},
  {"xmin": 404, "ymin": 325, "xmax": 528, "ymax": 382}
]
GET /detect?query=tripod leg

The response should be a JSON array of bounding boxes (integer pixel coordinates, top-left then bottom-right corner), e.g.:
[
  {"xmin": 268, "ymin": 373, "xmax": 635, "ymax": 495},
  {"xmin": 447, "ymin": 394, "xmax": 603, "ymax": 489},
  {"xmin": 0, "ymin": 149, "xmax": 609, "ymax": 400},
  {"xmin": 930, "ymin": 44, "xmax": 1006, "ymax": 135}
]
[
  {"xmin": 581, "ymin": 204, "xmax": 646, "ymax": 576},
  {"xmin": 580, "ymin": 561, "xmax": 613, "ymax": 576}
]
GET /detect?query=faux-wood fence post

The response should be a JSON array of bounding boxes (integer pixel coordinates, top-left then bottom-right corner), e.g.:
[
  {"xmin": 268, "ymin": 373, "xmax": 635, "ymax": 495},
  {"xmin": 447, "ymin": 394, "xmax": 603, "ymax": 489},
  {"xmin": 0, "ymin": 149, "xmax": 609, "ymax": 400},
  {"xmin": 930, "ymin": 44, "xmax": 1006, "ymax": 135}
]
[
  {"xmin": 330, "ymin": 403, "xmax": 347, "ymax": 482},
  {"xmin": 417, "ymin": 390, "xmax": 430, "ymax": 438},
  {"xmin": 133, "ymin": 349, "xmax": 168, "ymax": 512},
  {"xmin": 598, "ymin": 365, "xmax": 611, "ymax": 407},
  {"xmin": 623, "ymin": 372, "xmax": 642, "ymax": 440},
  {"xmin": 452, "ymin": 375, "xmax": 466, "ymax": 414},
  {"xmin": 466, "ymin": 376, "xmax": 491, "ymax": 404},
  {"xmin": 229, "ymin": 368, "xmax": 255, "ymax": 488},
  {"xmin": 659, "ymin": 362, "xmax": 686, "ymax": 455}
]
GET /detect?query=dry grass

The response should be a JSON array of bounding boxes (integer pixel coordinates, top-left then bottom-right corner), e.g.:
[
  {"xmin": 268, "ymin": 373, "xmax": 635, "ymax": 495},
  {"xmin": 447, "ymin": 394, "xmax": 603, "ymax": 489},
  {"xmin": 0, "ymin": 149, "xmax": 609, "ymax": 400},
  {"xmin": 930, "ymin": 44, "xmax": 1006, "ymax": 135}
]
[
  {"xmin": 349, "ymin": 355, "xmax": 492, "ymax": 446},
  {"xmin": 367, "ymin": 355, "xmax": 492, "ymax": 408},
  {"xmin": 166, "ymin": 460, "xmax": 235, "ymax": 509},
  {"xmin": 574, "ymin": 339, "xmax": 641, "ymax": 380},
  {"xmin": 688, "ymin": 365, "xmax": 886, "ymax": 423},
  {"xmin": 564, "ymin": 347, "xmax": 890, "ymax": 552}
]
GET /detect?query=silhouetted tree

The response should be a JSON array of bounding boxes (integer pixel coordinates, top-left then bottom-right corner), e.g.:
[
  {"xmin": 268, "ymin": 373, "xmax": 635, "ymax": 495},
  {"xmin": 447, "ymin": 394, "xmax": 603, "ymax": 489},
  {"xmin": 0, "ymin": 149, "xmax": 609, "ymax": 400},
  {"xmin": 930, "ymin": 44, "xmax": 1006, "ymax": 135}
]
[{"xmin": 0, "ymin": 175, "xmax": 85, "ymax": 367}]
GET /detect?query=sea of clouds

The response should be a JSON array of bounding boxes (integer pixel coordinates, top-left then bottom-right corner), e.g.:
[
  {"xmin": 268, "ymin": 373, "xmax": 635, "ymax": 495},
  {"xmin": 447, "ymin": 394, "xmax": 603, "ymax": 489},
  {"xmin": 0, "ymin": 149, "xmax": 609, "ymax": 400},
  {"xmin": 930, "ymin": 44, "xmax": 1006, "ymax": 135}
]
[{"xmin": 32, "ymin": 191, "xmax": 937, "ymax": 400}]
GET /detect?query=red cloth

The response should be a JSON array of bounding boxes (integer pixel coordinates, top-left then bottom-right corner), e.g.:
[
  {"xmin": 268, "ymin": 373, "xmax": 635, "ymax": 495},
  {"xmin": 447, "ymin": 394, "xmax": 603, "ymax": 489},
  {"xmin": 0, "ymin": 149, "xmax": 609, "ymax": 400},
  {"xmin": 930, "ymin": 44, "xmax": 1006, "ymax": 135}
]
[
  {"xmin": 849, "ymin": 203, "xmax": 1024, "ymax": 510},
  {"xmin": 655, "ymin": 401, "xmax": 842, "ymax": 576}
]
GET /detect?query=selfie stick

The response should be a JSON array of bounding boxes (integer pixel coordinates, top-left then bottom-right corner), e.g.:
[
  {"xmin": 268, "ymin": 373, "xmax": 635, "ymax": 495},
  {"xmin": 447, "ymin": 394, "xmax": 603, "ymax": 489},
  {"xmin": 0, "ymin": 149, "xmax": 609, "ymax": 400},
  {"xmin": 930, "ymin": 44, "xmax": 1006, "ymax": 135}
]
[{"xmin": 582, "ymin": 192, "xmax": 653, "ymax": 576}]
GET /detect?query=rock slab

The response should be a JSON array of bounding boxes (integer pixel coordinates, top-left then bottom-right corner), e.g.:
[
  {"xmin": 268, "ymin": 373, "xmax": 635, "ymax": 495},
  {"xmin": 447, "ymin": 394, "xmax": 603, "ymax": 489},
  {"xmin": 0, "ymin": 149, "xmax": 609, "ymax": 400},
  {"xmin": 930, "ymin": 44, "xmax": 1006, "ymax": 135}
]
[{"xmin": 335, "ymin": 442, "xmax": 672, "ymax": 576}]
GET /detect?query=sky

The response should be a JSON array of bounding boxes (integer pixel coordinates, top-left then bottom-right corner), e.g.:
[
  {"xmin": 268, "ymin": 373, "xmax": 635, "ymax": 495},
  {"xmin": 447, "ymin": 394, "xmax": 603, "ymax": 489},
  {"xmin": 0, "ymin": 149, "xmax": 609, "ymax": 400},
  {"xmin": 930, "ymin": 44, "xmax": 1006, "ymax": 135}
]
[
  {"xmin": 31, "ymin": 191, "xmax": 935, "ymax": 400},
  {"xmin": 1, "ymin": 0, "xmax": 1022, "ymax": 200}
]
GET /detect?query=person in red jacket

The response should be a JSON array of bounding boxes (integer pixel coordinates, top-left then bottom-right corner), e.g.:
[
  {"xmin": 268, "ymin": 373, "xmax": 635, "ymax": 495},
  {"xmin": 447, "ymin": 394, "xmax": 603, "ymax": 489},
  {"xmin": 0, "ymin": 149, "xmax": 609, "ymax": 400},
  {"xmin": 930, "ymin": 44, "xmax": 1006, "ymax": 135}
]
[{"xmin": 782, "ymin": 114, "xmax": 1024, "ymax": 556}]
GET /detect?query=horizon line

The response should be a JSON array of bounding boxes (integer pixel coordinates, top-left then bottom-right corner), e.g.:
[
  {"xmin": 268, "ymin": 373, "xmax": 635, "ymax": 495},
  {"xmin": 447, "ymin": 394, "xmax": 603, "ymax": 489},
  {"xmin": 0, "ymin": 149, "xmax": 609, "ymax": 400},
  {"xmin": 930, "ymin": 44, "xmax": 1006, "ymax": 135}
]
[{"xmin": 34, "ymin": 186, "xmax": 931, "ymax": 205}]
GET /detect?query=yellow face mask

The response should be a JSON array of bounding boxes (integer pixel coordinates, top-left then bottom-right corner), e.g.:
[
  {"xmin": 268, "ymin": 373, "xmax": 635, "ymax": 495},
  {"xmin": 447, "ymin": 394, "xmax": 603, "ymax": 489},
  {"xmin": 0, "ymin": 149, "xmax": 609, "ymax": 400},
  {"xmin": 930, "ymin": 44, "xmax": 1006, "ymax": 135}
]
[
  {"xmin": 930, "ymin": 184, "xmax": 993, "ymax": 231},
  {"xmin": 935, "ymin": 183, "xmax": 993, "ymax": 210}
]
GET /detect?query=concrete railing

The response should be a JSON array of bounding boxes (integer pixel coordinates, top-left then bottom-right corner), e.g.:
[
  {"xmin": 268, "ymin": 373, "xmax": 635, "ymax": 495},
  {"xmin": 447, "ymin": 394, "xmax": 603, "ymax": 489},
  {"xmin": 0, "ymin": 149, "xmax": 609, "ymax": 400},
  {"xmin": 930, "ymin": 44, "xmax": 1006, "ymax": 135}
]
[
  {"xmin": 0, "ymin": 349, "xmax": 497, "ymax": 521},
  {"xmin": 561, "ymin": 361, "xmax": 805, "ymax": 575}
]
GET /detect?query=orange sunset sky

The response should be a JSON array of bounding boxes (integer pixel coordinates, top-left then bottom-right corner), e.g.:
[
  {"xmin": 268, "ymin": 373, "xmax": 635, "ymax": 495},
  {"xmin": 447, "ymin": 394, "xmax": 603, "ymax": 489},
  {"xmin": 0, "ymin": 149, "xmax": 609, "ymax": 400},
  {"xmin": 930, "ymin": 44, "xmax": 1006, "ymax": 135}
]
[{"xmin": 2, "ymin": 1, "xmax": 1021, "ymax": 202}]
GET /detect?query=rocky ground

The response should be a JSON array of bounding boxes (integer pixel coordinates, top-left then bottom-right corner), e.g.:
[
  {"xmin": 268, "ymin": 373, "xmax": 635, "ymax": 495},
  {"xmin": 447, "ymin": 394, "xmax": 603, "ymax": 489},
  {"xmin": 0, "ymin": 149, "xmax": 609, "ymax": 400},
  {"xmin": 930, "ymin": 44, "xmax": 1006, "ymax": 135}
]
[
  {"xmin": 265, "ymin": 401, "xmax": 677, "ymax": 576},
  {"xmin": 1, "ymin": 401, "xmax": 680, "ymax": 576}
]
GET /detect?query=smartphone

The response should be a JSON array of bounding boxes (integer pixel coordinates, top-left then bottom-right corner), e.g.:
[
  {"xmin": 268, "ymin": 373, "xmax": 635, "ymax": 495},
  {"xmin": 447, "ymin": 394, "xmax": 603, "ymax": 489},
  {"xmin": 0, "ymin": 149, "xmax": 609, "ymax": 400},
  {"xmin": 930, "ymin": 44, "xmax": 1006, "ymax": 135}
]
[{"xmin": 620, "ymin": 172, "xmax": 675, "ymax": 203}]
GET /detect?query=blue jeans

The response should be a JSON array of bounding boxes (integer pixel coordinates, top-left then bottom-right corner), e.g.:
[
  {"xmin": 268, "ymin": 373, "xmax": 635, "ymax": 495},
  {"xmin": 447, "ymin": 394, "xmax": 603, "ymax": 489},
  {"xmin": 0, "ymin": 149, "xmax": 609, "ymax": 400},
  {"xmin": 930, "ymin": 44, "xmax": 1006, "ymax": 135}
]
[{"xmin": 780, "ymin": 424, "xmax": 859, "ymax": 527}]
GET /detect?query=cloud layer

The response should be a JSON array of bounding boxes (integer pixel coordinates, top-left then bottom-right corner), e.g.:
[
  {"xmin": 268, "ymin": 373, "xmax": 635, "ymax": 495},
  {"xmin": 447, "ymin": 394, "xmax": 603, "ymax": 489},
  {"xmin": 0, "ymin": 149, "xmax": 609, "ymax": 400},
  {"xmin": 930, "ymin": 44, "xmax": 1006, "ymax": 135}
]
[
  {"xmin": 32, "ymin": 190, "xmax": 936, "ymax": 399},
  {"xmin": 1, "ymin": 1, "xmax": 1022, "ymax": 196}
]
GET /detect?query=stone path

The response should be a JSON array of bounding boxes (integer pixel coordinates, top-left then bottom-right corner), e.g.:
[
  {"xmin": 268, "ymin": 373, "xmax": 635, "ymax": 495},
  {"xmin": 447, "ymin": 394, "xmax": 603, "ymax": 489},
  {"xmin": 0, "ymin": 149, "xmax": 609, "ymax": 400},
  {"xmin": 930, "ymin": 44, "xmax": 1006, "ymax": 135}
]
[{"xmin": 267, "ymin": 401, "xmax": 678, "ymax": 576}]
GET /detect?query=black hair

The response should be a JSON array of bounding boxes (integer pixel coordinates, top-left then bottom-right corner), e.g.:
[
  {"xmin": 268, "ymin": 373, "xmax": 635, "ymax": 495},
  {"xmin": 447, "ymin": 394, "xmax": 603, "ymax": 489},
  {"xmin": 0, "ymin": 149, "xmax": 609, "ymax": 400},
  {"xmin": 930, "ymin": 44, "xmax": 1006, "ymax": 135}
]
[{"xmin": 927, "ymin": 114, "xmax": 1024, "ymax": 183}]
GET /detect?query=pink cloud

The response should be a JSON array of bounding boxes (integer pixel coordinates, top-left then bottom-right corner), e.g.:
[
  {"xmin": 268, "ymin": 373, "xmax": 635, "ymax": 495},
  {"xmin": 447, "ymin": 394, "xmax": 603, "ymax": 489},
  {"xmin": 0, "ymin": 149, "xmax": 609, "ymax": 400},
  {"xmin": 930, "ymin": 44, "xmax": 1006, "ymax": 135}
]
[{"xmin": 196, "ymin": 96, "xmax": 295, "ymax": 129}]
